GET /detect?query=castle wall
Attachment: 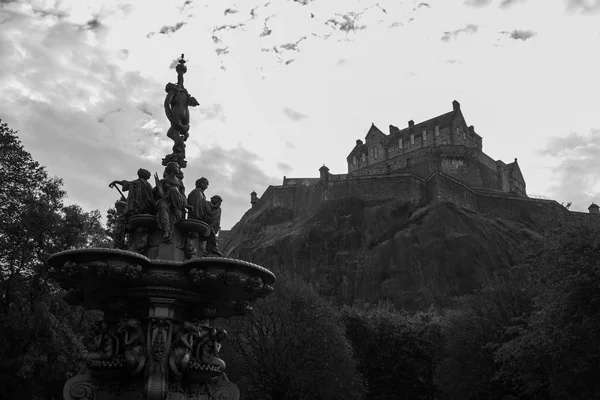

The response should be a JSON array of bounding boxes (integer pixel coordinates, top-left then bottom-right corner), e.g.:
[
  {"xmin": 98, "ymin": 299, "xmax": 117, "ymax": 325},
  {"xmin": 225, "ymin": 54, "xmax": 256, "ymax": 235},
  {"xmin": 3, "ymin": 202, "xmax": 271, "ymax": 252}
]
[
  {"xmin": 251, "ymin": 185, "xmax": 297, "ymax": 215},
  {"xmin": 325, "ymin": 174, "xmax": 426, "ymax": 205},
  {"xmin": 427, "ymin": 172, "xmax": 478, "ymax": 210},
  {"xmin": 293, "ymin": 181, "xmax": 325, "ymax": 218},
  {"xmin": 475, "ymin": 192, "xmax": 570, "ymax": 228}
]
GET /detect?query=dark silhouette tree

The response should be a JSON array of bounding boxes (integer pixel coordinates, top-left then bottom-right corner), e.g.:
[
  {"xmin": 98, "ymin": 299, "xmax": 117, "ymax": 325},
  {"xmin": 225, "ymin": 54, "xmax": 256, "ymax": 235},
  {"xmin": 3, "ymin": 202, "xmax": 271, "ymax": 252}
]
[
  {"xmin": 0, "ymin": 120, "xmax": 106, "ymax": 400},
  {"xmin": 343, "ymin": 303, "xmax": 444, "ymax": 400},
  {"xmin": 223, "ymin": 271, "xmax": 365, "ymax": 400}
]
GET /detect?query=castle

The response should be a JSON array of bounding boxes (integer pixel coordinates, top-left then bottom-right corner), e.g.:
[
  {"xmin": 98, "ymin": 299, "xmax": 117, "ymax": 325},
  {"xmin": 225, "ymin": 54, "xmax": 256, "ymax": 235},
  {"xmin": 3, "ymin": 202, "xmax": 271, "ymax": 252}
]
[
  {"xmin": 345, "ymin": 100, "xmax": 526, "ymax": 196},
  {"xmin": 242, "ymin": 101, "xmax": 598, "ymax": 230}
]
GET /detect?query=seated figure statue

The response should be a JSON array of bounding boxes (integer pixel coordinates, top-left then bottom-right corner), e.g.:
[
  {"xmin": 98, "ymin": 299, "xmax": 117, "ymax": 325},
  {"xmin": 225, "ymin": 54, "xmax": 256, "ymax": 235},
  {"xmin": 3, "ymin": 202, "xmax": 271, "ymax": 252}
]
[
  {"xmin": 108, "ymin": 168, "xmax": 154, "ymax": 249},
  {"xmin": 154, "ymin": 162, "xmax": 190, "ymax": 244},
  {"xmin": 186, "ymin": 178, "xmax": 223, "ymax": 257}
]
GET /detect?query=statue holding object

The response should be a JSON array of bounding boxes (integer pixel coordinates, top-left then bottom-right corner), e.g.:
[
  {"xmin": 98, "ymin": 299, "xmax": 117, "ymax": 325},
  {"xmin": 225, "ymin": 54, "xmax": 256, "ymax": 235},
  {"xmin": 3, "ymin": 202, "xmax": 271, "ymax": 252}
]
[
  {"xmin": 163, "ymin": 54, "xmax": 199, "ymax": 169},
  {"xmin": 154, "ymin": 162, "xmax": 191, "ymax": 244},
  {"xmin": 108, "ymin": 168, "xmax": 154, "ymax": 248}
]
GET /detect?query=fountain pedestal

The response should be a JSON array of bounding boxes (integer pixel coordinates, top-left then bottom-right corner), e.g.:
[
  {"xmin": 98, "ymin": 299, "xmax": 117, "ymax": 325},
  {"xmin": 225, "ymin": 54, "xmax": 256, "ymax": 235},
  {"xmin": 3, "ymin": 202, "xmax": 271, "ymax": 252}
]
[{"xmin": 50, "ymin": 223, "xmax": 275, "ymax": 400}]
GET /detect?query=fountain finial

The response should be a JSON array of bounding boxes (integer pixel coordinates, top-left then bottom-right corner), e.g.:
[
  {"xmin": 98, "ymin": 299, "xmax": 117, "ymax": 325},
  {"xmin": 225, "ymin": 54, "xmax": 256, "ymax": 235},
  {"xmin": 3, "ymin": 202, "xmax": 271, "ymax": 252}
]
[{"xmin": 176, "ymin": 53, "xmax": 187, "ymax": 89}]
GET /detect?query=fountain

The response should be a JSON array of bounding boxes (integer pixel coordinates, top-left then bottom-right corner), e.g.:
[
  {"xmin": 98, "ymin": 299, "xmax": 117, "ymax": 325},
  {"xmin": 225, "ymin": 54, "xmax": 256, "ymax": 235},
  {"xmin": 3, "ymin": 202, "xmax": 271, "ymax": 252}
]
[{"xmin": 48, "ymin": 55, "xmax": 275, "ymax": 400}]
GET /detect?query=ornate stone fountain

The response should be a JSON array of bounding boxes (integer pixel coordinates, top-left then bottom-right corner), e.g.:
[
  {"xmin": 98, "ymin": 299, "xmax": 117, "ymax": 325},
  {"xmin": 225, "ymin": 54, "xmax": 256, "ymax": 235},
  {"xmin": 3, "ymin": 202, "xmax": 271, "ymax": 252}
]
[{"xmin": 48, "ymin": 55, "xmax": 275, "ymax": 400}]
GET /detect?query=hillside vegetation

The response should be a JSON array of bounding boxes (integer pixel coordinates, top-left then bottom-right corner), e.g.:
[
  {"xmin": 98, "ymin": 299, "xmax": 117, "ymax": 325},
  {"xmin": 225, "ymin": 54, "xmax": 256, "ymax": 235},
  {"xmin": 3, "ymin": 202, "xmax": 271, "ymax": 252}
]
[{"xmin": 224, "ymin": 195, "xmax": 542, "ymax": 310}]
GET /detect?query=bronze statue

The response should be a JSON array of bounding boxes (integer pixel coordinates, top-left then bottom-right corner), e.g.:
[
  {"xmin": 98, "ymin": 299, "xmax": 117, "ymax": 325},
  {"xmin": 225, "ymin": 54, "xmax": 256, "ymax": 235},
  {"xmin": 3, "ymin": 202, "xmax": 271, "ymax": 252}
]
[
  {"xmin": 163, "ymin": 54, "xmax": 199, "ymax": 169},
  {"xmin": 154, "ymin": 162, "xmax": 189, "ymax": 243},
  {"xmin": 169, "ymin": 321, "xmax": 198, "ymax": 379},
  {"xmin": 205, "ymin": 195, "xmax": 223, "ymax": 257},
  {"xmin": 109, "ymin": 168, "xmax": 154, "ymax": 249},
  {"xmin": 193, "ymin": 326, "xmax": 227, "ymax": 368},
  {"xmin": 187, "ymin": 177, "xmax": 209, "ymax": 220},
  {"xmin": 119, "ymin": 318, "xmax": 146, "ymax": 374},
  {"xmin": 86, "ymin": 322, "xmax": 119, "ymax": 363}
]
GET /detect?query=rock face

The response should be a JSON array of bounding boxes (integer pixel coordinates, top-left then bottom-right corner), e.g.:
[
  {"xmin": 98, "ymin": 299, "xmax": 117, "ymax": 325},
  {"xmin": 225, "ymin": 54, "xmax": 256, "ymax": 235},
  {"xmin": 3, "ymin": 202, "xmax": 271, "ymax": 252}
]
[{"xmin": 223, "ymin": 193, "xmax": 542, "ymax": 311}]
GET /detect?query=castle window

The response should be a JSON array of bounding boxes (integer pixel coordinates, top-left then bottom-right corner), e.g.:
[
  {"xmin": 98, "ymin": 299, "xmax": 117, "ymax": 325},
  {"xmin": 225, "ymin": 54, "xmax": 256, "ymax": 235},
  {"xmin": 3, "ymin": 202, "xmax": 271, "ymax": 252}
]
[
  {"xmin": 399, "ymin": 139, "xmax": 403, "ymax": 150},
  {"xmin": 435, "ymin": 125, "xmax": 440, "ymax": 136},
  {"xmin": 374, "ymin": 147, "xmax": 379, "ymax": 159},
  {"xmin": 456, "ymin": 127, "xmax": 460, "ymax": 136},
  {"xmin": 370, "ymin": 148, "xmax": 373, "ymax": 158},
  {"xmin": 352, "ymin": 156, "xmax": 357, "ymax": 165},
  {"xmin": 361, "ymin": 153, "xmax": 366, "ymax": 162},
  {"xmin": 463, "ymin": 131, "xmax": 466, "ymax": 140},
  {"xmin": 410, "ymin": 134, "xmax": 415, "ymax": 145},
  {"xmin": 406, "ymin": 158, "xmax": 412, "ymax": 172},
  {"xmin": 422, "ymin": 129, "xmax": 427, "ymax": 141}
]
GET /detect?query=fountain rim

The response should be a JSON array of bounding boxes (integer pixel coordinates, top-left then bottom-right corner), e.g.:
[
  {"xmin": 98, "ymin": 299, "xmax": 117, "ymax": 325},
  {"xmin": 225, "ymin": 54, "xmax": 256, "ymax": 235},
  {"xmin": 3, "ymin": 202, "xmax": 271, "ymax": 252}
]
[
  {"xmin": 48, "ymin": 248, "xmax": 151, "ymax": 268},
  {"xmin": 47, "ymin": 249, "xmax": 276, "ymax": 284}
]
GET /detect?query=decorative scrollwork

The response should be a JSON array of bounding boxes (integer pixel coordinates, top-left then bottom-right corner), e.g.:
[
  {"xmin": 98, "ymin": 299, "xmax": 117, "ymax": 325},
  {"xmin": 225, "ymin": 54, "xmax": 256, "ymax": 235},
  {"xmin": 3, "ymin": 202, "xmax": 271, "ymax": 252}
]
[
  {"xmin": 124, "ymin": 264, "xmax": 143, "ymax": 280},
  {"xmin": 256, "ymin": 284, "xmax": 274, "ymax": 298},
  {"xmin": 218, "ymin": 271, "xmax": 241, "ymax": 286},
  {"xmin": 63, "ymin": 261, "xmax": 80, "ymax": 277},
  {"xmin": 210, "ymin": 377, "xmax": 240, "ymax": 400},
  {"xmin": 149, "ymin": 317, "xmax": 172, "ymax": 363},
  {"xmin": 65, "ymin": 375, "xmax": 97, "ymax": 400},
  {"xmin": 189, "ymin": 268, "xmax": 207, "ymax": 284},
  {"xmin": 244, "ymin": 277, "xmax": 263, "ymax": 293}
]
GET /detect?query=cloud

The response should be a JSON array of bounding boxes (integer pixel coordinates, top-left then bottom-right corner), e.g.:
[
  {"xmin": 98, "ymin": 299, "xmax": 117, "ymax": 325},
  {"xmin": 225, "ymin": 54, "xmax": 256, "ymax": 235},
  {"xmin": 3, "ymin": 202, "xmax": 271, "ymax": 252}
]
[
  {"xmin": 500, "ymin": 0, "xmax": 528, "ymax": 7},
  {"xmin": 183, "ymin": 145, "xmax": 281, "ymax": 228},
  {"xmin": 441, "ymin": 24, "xmax": 479, "ymax": 41},
  {"xmin": 277, "ymin": 161, "xmax": 293, "ymax": 174},
  {"xmin": 566, "ymin": 0, "xmax": 600, "ymax": 14},
  {"xmin": 538, "ymin": 130, "xmax": 600, "ymax": 211},
  {"xmin": 283, "ymin": 107, "xmax": 308, "ymax": 121},
  {"xmin": 148, "ymin": 21, "xmax": 186, "ymax": 37},
  {"xmin": 464, "ymin": 0, "xmax": 492, "ymax": 7},
  {"xmin": 198, "ymin": 104, "xmax": 226, "ymax": 122},
  {"xmin": 85, "ymin": 17, "xmax": 101, "ymax": 30},
  {"xmin": 508, "ymin": 29, "xmax": 536, "ymax": 40}
]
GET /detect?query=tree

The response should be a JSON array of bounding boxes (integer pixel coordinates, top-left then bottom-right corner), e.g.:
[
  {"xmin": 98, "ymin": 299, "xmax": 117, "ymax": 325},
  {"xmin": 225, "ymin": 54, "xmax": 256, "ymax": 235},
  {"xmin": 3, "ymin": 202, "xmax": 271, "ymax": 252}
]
[
  {"xmin": 0, "ymin": 120, "xmax": 105, "ymax": 399},
  {"xmin": 494, "ymin": 223, "xmax": 600, "ymax": 399},
  {"xmin": 223, "ymin": 270, "xmax": 365, "ymax": 400},
  {"xmin": 343, "ymin": 303, "xmax": 444, "ymax": 400},
  {"xmin": 435, "ymin": 281, "xmax": 535, "ymax": 400}
]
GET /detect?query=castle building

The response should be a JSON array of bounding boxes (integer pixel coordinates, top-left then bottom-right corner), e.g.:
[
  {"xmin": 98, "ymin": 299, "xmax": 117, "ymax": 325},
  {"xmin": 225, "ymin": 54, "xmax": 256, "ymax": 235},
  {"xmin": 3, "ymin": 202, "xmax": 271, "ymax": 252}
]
[
  {"xmin": 345, "ymin": 100, "xmax": 527, "ymax": 196},
  {"xmin": 246, "ymin": 100, "xmax": 599, "ymax": 230}
]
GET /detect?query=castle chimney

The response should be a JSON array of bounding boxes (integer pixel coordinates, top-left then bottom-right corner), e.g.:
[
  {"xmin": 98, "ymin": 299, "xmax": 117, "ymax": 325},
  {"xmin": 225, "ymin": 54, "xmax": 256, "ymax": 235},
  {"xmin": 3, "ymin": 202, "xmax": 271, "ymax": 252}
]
[
  {"xmin": 453, "ymin": 100, "xmax": 460, "ymax": 111},
  {"xmin": 356, "ymin": 139, "xmax": 363, "ymax": 146},
  {"xmin": 468, "ymin": 125, "xmax": 474, "ymax": 134},
  {"xmin": 319, "ymin": 164, "xmax": 330, "ymax": 183},
  {"xmin": 408, "ymin": 120, "xmax": 414, "ymax": 128},
  {"xmin": 588, "ymin": 203, "xmax": 599, "ymax": 214},
  {"xmin": 389, "ymin": 124, "xmax": 399, "ymax": 134},
  {"xmin": 250, "ymin": 190, "xmax": 259, "ymax": 207}
]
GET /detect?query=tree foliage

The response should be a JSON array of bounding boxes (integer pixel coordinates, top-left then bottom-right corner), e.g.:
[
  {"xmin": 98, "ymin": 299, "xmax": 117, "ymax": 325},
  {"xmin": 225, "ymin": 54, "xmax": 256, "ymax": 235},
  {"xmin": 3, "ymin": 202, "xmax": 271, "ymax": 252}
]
[
  {"xmin": 223, "ymin": 270, "xmax": 365, "ymax": 400},
  {"xmin": 493, "ymin": 223, "xmax": 600, "ymax": 399},
  {"xmin": 343, "ymin": 303, "xmax": 444, "ymax": 400},
  {"xmin": 0, "ymin": 120, "xmax": 105, "ymax": 399}
]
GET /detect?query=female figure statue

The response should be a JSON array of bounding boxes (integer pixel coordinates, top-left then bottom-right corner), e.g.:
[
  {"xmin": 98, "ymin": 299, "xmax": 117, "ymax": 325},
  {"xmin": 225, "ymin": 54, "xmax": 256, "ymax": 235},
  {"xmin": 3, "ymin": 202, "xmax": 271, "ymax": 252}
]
[
  {"xmin": 119, "ymin": 318, "xmax": 146, "ymax": 375},
  {"xmin": 154, "ymin": 162, "xmax": 189, "ymax": 243},
  {"xmin": 169, "ymin": 321, "xmax": 198, "ymax": 379}
]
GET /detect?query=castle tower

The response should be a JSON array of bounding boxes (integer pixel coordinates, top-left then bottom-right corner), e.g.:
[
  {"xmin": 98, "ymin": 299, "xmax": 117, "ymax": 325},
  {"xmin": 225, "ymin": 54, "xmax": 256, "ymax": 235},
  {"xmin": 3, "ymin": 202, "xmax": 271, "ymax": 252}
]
[
  {"xmin": 251, "ymin": 190, "xmax": 259, "ymax": 207},
  {"xmin": 319, "ymin": 164, "xmax": 330, "ymax": 183},
  {"xmin": 589, "ymin": 203, "xmax": 599, "ymax": 214}
]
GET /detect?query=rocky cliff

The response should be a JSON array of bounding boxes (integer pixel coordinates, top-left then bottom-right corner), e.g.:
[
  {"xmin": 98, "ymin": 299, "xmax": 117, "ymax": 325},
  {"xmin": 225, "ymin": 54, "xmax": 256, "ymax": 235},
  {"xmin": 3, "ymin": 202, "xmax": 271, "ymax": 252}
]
[{"xmin": 223, "ymin": 190, "xmax": 543, "ymax": 311}]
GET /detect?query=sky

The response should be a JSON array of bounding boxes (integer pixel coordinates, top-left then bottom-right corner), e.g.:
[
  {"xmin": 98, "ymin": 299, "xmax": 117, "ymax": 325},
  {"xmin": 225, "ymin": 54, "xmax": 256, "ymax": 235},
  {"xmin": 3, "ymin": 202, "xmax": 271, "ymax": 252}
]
[{"xmin": 1, "ymin": 0, "xmax": 599, "ymax": 229}]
